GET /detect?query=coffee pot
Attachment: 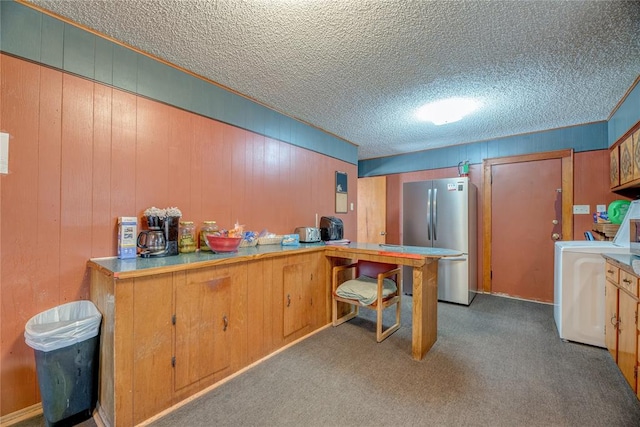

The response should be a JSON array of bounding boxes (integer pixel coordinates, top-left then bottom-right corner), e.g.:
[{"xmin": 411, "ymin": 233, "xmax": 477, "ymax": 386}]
[{"xmin": 137, "ymin": 230, "xmax": 166, "ymax": 257}]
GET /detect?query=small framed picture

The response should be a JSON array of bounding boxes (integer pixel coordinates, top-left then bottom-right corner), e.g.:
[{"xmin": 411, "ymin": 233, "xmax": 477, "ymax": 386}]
[{"xmin": 335, "ymin": 171, "xmax": 347, "ymax": 213}]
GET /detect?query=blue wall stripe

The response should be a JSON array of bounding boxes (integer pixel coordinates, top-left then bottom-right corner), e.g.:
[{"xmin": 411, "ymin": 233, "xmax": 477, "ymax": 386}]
[
  {"xmin": 63, "ymin": 23, "xmax": 95, "ymax": 79},
  {"xmin": 40, "ymin": 13, "xmax": 64, "ymax": 69},
  {"xmin": 608, "ymin": 81, "xmax": 640, "ymax": 146},
  {"xmin": 0, "ymin": 1, "xmax": 357, "ymax": 165},
  {"xmin": 94, "ymin": 37, "xmax": 113, "ymax": 85},
  {"xmin": 359, "ymin": 122, "xmax": 608, "ymax": 177}
]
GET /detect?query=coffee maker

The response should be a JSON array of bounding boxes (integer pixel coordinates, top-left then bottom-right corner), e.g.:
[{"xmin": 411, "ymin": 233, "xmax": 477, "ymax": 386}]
[{"xmin": 138, "ymin": 215, "xmax": 179, "ymax": 258}]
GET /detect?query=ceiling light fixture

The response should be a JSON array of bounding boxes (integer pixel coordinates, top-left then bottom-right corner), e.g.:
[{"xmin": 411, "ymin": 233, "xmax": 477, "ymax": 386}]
[{"xmin": 416, "ymin": 98, "xmax": 481, "ymax": 125}]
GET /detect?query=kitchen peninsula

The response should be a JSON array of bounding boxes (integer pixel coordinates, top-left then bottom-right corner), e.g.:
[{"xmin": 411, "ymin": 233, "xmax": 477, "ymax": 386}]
[{"xmin": 88, "ymin": 243, "xmax": 461, "ymax": 426}]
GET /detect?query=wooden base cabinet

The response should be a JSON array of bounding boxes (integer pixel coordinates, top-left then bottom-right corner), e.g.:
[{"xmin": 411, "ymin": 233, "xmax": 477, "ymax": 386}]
[
  {"xmin": 89, "ymin": 270, "xmax": 175, "ymax": 427},
  {"xmin": 90, "ymin": 251, "xmax": 329, "ymax": 426},
  {"xmin": 604, "ymin": 260, "xmax": 639, "ymax": 396},
  {"xmin": 173, "ymin": 263, "xmax": 247, "ymax": 400},
  {"xmin": 272, "ymin": 253, "xmax": 326, "ymax": 345}
]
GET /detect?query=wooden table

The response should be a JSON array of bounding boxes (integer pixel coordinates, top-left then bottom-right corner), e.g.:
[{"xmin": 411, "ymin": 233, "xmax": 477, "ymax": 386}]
[{"xmin": 324, "ymin": 243, "xmax": 462, "ymax": 360}]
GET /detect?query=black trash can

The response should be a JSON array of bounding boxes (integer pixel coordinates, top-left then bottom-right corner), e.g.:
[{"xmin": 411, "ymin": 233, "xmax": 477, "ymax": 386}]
[{"xmin": 24, "ymin": 301, "xmax": 102, "ymax": 426}]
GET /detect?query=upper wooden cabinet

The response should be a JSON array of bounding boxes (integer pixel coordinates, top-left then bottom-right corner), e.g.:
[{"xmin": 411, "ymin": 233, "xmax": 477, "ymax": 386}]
[
  {"xmin": 611, "ymin": 126, "xmax": 640, "ymax": 191},
  {"xmin": 610, "ymin": 146, "xmax": 620, "ymax": 188}
]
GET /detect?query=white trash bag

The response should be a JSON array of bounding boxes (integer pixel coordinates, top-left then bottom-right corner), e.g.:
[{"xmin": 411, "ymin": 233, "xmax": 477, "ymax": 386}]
[{"xmin": 24, "ymin": 301, "xmax": 102, "ymax": 352}]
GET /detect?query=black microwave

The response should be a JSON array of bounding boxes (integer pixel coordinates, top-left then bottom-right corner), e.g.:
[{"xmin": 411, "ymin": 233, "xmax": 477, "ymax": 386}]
[{"xmin": 630, "ymin": 219, "xmax": 640, "ymax": 255}]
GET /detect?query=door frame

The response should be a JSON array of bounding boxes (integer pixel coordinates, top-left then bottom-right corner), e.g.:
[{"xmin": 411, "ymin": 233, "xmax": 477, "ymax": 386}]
[{"xmin": 482, "ymin": 149, "xmax": 574, "ymax": 293}]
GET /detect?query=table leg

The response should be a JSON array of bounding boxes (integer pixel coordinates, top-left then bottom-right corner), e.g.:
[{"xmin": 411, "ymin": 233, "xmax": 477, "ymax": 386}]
[{"xmin": 411, "ymin": 259, "xmax": 438, "ymax": 360}]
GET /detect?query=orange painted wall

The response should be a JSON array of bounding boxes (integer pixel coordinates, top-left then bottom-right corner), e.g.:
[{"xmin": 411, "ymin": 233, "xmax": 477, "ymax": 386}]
[{"xmin": 0, "ymin": 54, "xmax": 357, "ymax": 415}]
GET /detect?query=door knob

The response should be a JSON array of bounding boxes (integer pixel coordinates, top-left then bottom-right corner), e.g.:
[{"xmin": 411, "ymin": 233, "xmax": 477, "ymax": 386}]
[{"xmin": 552, "ymin": 233, "xmax": 560, "ymax": 240}]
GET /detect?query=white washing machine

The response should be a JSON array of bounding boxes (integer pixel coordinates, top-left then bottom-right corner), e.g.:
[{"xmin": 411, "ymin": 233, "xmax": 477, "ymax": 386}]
[
  {"xmin": 554, "ymin": 201, "xmax": 640, "ymax": 347},
  {"xmin": 553, "ymin": 241, "xmax": 628, "ymax": 347}
]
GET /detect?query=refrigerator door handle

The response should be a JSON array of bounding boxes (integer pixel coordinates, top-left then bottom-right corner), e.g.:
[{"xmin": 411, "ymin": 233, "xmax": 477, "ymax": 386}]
[
  {"xmin": 433, "ymin": 187, "xmax": 437, "ymax": 241},
  {"xmin": 427, "ymin": 188, "xmax": 432, "ymax": 240},
  {"xmin": 440, "ymin": 256, "xmax": 468, "ymax": 262}
]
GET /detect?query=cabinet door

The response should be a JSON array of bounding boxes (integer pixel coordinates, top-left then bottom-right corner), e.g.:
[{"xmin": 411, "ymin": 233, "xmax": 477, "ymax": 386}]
[
  {"xmin": 174, "ymin": 266, "xmax": 232, "ymax": 392},
  {"xmin": 618, "ymin": 290, "xmax": 638, "ymax": 392},
  {"xmin": 283, "ymin": 259, "xmax": 311, "ymax": 337},
  {"xmin": 307, "ymin": 251, "xmax": 329, "ymax": 329},
  {"xmin": 132, "ymin": 274, "xmax": 174, "ymax": 424},
  {"xmin": 637, "ymin": 314, "xmax": 640, "ymax": 400},
  {"xmin": 272, "ymin": 254, "xmax": 313, "ymax": 341},
  {"xmin": 605, "ymin": 279, "xmax": 618, "ymax": 361},
  {"xmin": 633, "ymin": 130, "xmax": 640, "ymax": 181},
  {"xmin": 620, "ymin": 136, "xmax": 634, "ymax": 185},
  {"xmin": 610, "ymin": 146, "xmax": 620, "ymax": 188},
  {"xmin": 246, "ymin": 259, "xmax": 275, "ymax": 362}
]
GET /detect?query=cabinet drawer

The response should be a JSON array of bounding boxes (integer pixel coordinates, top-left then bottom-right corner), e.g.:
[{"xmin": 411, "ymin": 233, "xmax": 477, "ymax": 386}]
[
  {"xmin": 605, "ymin": 262, "xmax": 620, "ymax": 284},
  {"xmin": 619, "ymin": 270, "xmax": 638, "ymax": 297}
]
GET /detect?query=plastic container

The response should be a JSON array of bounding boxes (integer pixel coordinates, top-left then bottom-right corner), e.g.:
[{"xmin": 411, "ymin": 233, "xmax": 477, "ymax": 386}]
[
  {"xmin": 24, "ymin": 301, "xmax": 102, "ymax": 426},
  {"xmin": 608, "ymin": 200, "xmax": 631, "ymax": 224}
]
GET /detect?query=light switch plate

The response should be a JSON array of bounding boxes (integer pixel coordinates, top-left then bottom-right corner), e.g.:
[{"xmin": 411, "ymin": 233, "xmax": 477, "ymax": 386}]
[
  {"xmin": 0, "ymin": 132, "xmax": 8, "ymax": 174},
  {"xmin": 573, "ymin": 204, "xmax": 590, "ymax": 214}
]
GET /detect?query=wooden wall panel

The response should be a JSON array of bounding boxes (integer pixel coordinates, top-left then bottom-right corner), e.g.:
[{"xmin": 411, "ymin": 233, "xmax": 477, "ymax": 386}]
[
  {"xmin": 188, "ymin": 115, "xmax": 205, "ymax": 221},
  {"xmin": 110, "ymin": 91, "xmax": 137, "ymax": 220},
  {"xmin": 0, "ymin": 54, "xmax": 357, "ymax": 415},
  {"xmin": 168, "ymin": 109, "xmax": 193, "ymax": 219},
  {"xmin": 60, "ymin": 74, "xmax": 94, "ymax": 302},
  {"xmin": 261, "ymin": 138, "xmax": 281, "ymax": 230},
  {"xmin": 92, "ymin": 84, "xmax": 113, "ymax": 257},
  {"xmin": 1, "ymin": 55, "xmax": 42, "ymax": 413},
  {"xmin": 208, "ymin": 121, "xmax": 231, "ymax": 224},
  {"xmin": 36, "ymin": 68, "xmax": 62, "ymax": 306},
  {"xmin": 229, "ymin": 126, "xmax": 247, "ymax": 228},
  {"xmin": 249, "ymin": 133, "xmax": 266, "ymax": 229},
  {"xmin": 135, "ymin": 98, "xmax": 170, "ymax": 215}
]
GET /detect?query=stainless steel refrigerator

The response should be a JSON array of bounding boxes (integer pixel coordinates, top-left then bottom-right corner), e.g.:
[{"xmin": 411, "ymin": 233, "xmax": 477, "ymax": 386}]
[{"xmin": 402, "ymin": 177, "xmax": 477, "ymax": 305}]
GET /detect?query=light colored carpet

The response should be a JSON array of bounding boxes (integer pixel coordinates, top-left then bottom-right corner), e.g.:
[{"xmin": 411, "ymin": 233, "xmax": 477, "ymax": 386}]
[
  {"xmin": 16, "ymin": 294, "xmax": 640, "ymax": 426},
  {"xmin": 151, "ymin": 294, "xmax": 640, "ymax": 427}
]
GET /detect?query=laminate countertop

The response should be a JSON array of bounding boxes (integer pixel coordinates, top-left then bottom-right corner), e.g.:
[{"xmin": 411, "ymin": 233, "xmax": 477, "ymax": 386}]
[
  {"xmin": 88, "ymin": 242, "xmax": 462, "ymax": 278},
  {"xmin": 602, "ymin": 252, "xmax": 640, "ymax": 276}
]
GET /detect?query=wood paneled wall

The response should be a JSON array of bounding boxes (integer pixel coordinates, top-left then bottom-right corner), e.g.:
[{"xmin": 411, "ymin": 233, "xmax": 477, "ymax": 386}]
[{"xmin": 0, "ymin": 54, "xmax": 357, "ymax": 415}]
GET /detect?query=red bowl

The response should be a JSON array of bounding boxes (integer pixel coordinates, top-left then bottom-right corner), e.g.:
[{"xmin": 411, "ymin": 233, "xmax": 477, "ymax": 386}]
[{"xmin": 205, "ymin": 235, "xmax": 242, "ymax": 252}]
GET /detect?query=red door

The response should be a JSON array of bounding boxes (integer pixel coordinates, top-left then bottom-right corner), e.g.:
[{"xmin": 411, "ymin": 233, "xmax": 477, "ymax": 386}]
[{"xmin": 491, "ymin": 159, "xmax": 562, "ymax": 302}]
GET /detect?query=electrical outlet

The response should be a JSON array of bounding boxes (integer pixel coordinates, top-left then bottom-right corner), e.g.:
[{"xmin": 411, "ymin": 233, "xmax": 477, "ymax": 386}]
[
  {"xmin": 596, "ymin": 204, "xmax": 606, "ymax": 213},
  {"xmin": 572, "ymin": 205, "xmax": 590, "ymax": 214}
]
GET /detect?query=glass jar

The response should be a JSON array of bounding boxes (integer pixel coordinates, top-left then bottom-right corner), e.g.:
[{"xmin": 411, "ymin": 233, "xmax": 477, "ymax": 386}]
[
  {"xmin": 199, "ymin": 221, "xmax": 219, "ymax": 251},
  {"xmin": 178, "ymin": 221, "xmax": 197, "ymax": 253}
]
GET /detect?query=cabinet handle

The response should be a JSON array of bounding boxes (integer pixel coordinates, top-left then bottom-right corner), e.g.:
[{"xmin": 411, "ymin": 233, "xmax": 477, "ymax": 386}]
[
  {"xmin": 607, "ymin": 269, "xmax": 614, "ymax": 274},
  {"xmin": 287, "ymin": 294, "xmax": 291, "ymax": 307},
  {"xmin": 223, "ymin": 315, "xmax": 228, "ymax": 332},
  {"xmin": 610, "ymin": 314, "xmax": 619, "ymax": 328},
  {"xmin": 622, "ymin": 278, "xmax": 631, "ymax": 284}
]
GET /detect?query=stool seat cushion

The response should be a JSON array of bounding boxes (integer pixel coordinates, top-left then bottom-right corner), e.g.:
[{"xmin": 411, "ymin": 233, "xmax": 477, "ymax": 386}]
[{"xmin": 335, "ymin": 275, "xmax": 397, "ymax": 306}]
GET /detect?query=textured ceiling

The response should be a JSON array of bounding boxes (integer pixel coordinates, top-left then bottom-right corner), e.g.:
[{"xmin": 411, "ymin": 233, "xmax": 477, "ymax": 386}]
[{"xmin": 26, "ymin": 0, "xmax": 640, "ymax": 160}]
